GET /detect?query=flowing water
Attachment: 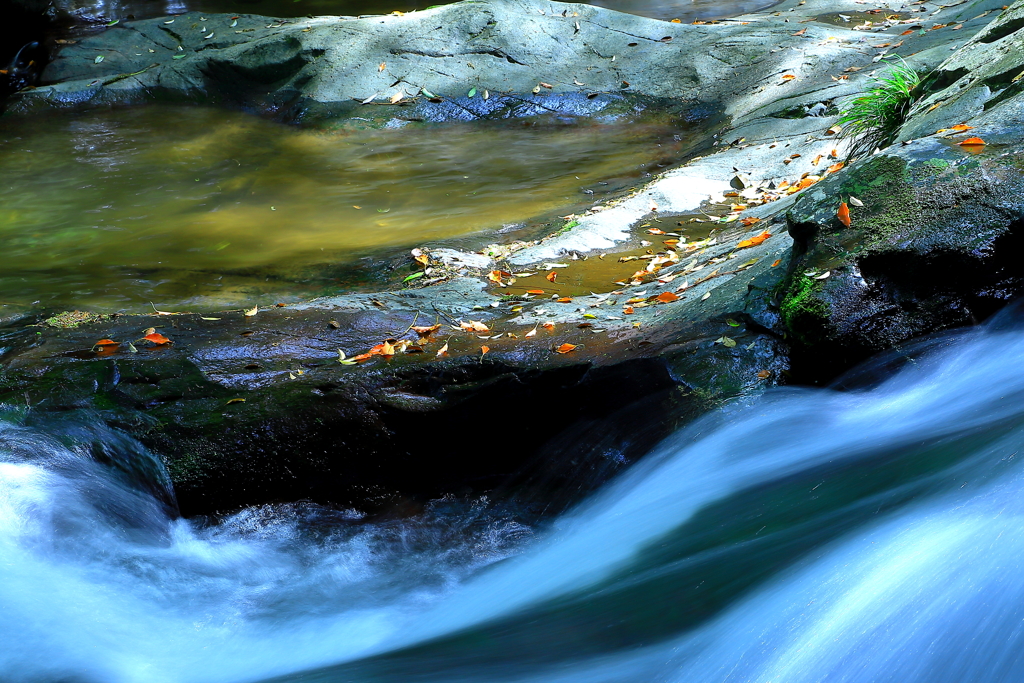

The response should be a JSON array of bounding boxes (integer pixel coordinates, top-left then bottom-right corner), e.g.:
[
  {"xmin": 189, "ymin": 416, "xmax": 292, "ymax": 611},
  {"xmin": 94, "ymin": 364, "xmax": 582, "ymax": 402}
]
[
  {"xmin": 0, "ymin": 105, "xmax": 695, "ymax": 311},
  {"xmin": 7, "ymin": 307, "xmax": 1024, "ymax": 682}
]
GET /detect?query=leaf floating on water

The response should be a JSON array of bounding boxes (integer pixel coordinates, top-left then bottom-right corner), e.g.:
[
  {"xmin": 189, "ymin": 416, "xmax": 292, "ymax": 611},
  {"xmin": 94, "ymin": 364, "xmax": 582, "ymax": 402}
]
[
  {"xmin": 542, "ymin": 322, "xmax": 556, "ymax": 330},
  {"xmin": 557, "ymin": 297, "xmax": 572, "ymax": 303},
  {"xmin": 526, "ymin": 289, "xmax": 545, "ymax": 295},
  {"xmin": 958, "ymin": 136, "xmax": 986, "ymax": 146},
  {"xmin": 226, "ymin": 398, "xmax": 246, "ymax": 404},
  {"xmin": 525, "ymin": 326, "xmax": 538, "ymax": 338},
  {"xmin": 93, "ymin": 338, "xmax": 119, "ymax": 347},
  {"xmin": 555, "ymin": 343, "xmax": 577, "ymax": 354},
  {"xmin": 655, "ymin": 291, "xmax": 679, "ymax": 303},
  {"xmin": 736, "ymin": 231, "xmax": 772, "ymax": 249},
  {"xmin": 244, "ymin": 305, "xmax": 259, "ymax": 317},
  {"xmin": 546, "ymin": 271, "xmax": 558, "ymax": 283},
  {"xmin": 838, "ymin": 201, "xmax": 851, "ymax": 227}
]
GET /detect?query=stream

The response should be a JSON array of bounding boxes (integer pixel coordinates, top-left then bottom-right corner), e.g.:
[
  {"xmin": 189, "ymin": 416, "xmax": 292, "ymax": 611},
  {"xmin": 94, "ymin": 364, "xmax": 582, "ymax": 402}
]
[{"xmin": 6, "ymin": 301, "xmax": 1024, "ymax": 682}]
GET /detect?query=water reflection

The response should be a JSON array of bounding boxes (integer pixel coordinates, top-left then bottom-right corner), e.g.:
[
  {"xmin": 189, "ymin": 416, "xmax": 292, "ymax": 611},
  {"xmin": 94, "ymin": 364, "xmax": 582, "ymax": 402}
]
[{"xmin": 0, "ymin": 105, "xmax": 693, "ymax": 311}]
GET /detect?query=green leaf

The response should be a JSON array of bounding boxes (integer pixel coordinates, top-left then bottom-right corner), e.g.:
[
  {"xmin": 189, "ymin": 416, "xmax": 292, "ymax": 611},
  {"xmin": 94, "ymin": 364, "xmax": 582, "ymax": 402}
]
[
  {"xmin": 467, "ymin": 88, "xmax": 477, "ymax": 98},
  {"xmin": 172, "ymin": 54, "xmax": 186, "ymax": 59},
  {"xmin": 403, "ymin": 272, "xmax": 425, "ymax": 283},
  {"xmin": 726, "ymin": 318, "xmax": 741, "ymax": 327},
  {"xmin": 107, "ymin": 19, "xmax": 119, "ymax": 26},
  {"xmin": 94, "ymin": 55, "xmax": 105, "ymax": 63},
  {"xmin": 421, "ymin": 88, "xmax": 436, "ymax": 98}
]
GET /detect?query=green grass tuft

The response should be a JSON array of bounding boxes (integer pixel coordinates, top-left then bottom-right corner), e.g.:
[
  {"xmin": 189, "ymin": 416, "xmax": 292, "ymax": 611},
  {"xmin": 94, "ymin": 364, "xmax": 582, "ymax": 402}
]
[{"xmin": 837, "ymin": 58, "xmax": 921, "ymax": 159}]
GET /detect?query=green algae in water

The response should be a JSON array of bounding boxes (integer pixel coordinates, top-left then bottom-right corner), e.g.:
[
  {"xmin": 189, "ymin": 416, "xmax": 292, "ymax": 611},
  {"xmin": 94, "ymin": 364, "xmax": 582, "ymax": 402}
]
[{"xmin": 0, "ymin": 105, "xmax": 693, "ymax": 311}]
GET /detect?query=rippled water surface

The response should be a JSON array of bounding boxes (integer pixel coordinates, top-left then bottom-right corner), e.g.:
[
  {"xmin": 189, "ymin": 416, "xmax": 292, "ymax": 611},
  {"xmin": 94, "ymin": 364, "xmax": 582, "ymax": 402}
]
[{"xmin": 0, "ymin": 106, "xmax": 692, "ymax": 311}]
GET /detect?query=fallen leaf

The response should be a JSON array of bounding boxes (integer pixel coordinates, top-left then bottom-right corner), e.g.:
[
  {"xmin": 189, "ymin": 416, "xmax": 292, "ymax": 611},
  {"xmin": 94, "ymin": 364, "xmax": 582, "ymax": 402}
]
[
  {"xmin": 717, "ymin": 336, "xmax": 737, "ymax": 347},
  {"xmin": 546, "ymin": 271, "xmax": 558, "ymax": 283},
  {"xmin": 951, "ymin": 123, "xmax": 974, "ymax": 132},
  {"xmin": 623, "ymin": 306, "xmax": 635, "ymax": 314},
  {"xmin": 526, "ymin": 289, "xmax": 546, "ymax": 295},
  {"xmin": 542, "ymin": 322, "xmax": 556, "ymax": 330},
  {"xmin": 838, "ymin": 201, "xmax": 852, "ymax": 227},
  {"xmin": 701, "ymin": 291, "xmax": 711, "ymax": 301},
  {"xmin": 539, "ymin": 82, "xmax": 553, "ymax": 89},
  {"xmin": 226, "ymin": 398, "xmax": 246, "ymax": 404},
  {"xmin": 93, "ymin": 338, "xmax": 119, "ymax": 347},
  {"xmin": 736, "ymin": 231, "xmax": 772, "ymax": 249},
  {"xmin": 142, "ymin": 332, "xmax": 171, "ymax": 344},
  {"xmin": 781, "ymin": 74, "xmax": 797, "ymax": 80},
  {"xmin": 900, "ymin": 28, "xmax": 914, "ymax": 34},
  {"xmin": 655, "ymin": 291, "xmax": 679, "ymax": 303},
  {"xmin": 771, "ymin": 259, "xmax": 782, "ymax": 267},
  {"xmin": 958, "ymin": 137, "xmax": 986, "ymax": 146},
  {"xmin": 436, "ymin": 342, "xmax": 449, "ymax": 357},
  {"xmin": 741, "ymin": 216, "xmax": 761, "ymax": 227},
  {"xmin": 647, "ymin": 228, "xmax": 666, "ymax": 234},
  {"xmin": 557, "ymin": 297, "xmax": 572, "ymax": 303},
  {"xmin": 791, "ymin": 28, "xmax": 806, "ymax": 35},
  {"xmin": 480, "ymin": 345, "xmax": 489, "ymax": 355},
  {"xmin": 555, "ymin": 343, "xmax": 577, "ymax": 354},
  {"xmin": 827, "ymin": 162, "xmax": 845, "ymax": 173},
  {"xmin": 390, "ymin": 89, "xmax": 404, "ymax": 104},
  {"xmin": 378, "ymin": 61, "xmax": 386, "ymax": 72},
  {"xmin": 526, "ymin": 326, "xmax": 538, "ymax": 338},
  {"xmin": 460, "ymin": 320, "xmax": 490, "ymax": 333},
  {"xmin": 381, "ymin": 340, "xmax": 396, "ymax": 357},
  {"xmin": 244, "ymin": 305, "xmax": 258, "ymax": 316},
  {"xmin": 412, "ymin": 324, "xmax": 442, "ymax": 338},
  {"xmin": 849, "ymin": 196, "xmax": 864, "ymax": 207},
  {"xmin": 757, "ymin": 369, "xmax": 771, "ymax": 379}
]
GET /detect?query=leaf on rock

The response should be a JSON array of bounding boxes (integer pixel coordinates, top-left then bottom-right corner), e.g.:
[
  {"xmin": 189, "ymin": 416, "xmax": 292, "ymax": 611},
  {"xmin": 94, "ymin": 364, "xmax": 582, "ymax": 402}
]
[
  {"xmin": 736, "ymin": 231, "xmax": 772, "ymax": 248},
  {"xmin": 412, "ymin": 324, "xmax": 442, "ymax": 338},
  {"xmin": 436, "ymin": 342, "xmax": 449, "ymax": 357},
  {"xmin": 655, "ymin": 291, "xmax": 679, "ymax": 303},
  {"xmin": 555, "ymin": 343, "xmax": 577, "ymax": 354},
  {"xmin": 244, "ymin": 305, "xmax": 259, "ymax": 316},
  {"xmin": 958, "ymin": 137, "xmax": 986, "ymax": 146},
  {"xmin": 143, "ymin": 332, "xmax": 171, "ymax": 344},
  {"xmin": 838, "ymin": 201, "xmax": 851, "ymax": 227},
  {"xmin": 460, "ymin": 320, "xmax": 490, "ymax": 333}
]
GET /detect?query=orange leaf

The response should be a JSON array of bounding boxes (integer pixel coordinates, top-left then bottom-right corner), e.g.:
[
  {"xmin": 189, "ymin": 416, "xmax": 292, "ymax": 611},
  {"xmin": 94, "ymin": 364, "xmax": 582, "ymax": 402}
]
[
  {"xmin": 958, "ymin": 137, "xmax": 986, "ymax": 146},
  {"xmin": 827, "ymin": 162, "xmax": 845, "ymax": 174},
  {"xmin": 526, "ymin": 289, "xmax": 545, "ymax": 295},
  {"xmin": 655, "ymin": 291, "xmax": 679, "ymax": 303},
  {"xmin": 93, "ymin": 338, "xmax": 119, "ymax": 346},
  {"xmin": 647, "ymin": 228, "xmax": 665, "ymax": 234},
  {"xmin": 542, "ymin": 322, "xmax": 555, "ymax": 330},
  {"xmin": 555, "ymin": 343, "xmax": 577, "ymax": 354},
  {"xmin": 951, "ymin": 123, "xmax": 974, "ymax": 132},
  {"xmin": 143, "ymin": 332, "xmax": 171, "ymax": 344},
  {"xmin": 546, "ymin": 271, "xmax": 558, "ymax": 283},
  {"xmin": 413, "ymin": 254, "xmax": 429, "ymax": 266},
  {"xmin": 740, "ymin": 216, "xmax": 761, "ymax": 227},
  {"xmin": 481, "ymin": 345, "xmax": 490, "ymax": 355},
  {"xmin": 411, "ymin": 324, "xmax": 442, "ymax": 338},
  {"xmin": 663, "ymin": 239, "xmax": 680, "ymax": 245},
  {"xmin": 796, "ymin": 177, "xmax": 817, "ymax": 190},
  {"xmin": 556, "ymin": 297, "xmax": 572, "ymax": 303},
  {"xmin": 460, "ymin": 321, "xmax": 490, "ymax": 333},
  {"xmin": 838, "ymin": 201, "xmax": 851, "ymax": 227},
  {"xmin": 381, "ymin": 340, "xmax": 396, "ymax": 357},
  {"xmin": 736, "ymin": 231, "xmax": 772, "ymax": 249},
  {"xmin": 781, "ymin": 74, "xmax": 796, "ymax": 80},
  {"xmin": 623, "ymin": 306, "xmax": 635, "ymax": 315},
  {"xmin": 771, "ymin": 259, "xmax": 782, "ymax": 267},
  {"xmin": 900, "ymin": 29, "xmax": 914, "ymax": 34},
  {"xmin": 436, "ymin": 342, "xmax": 449, "ymax": 357},
  {"xmin": 791, "ymin": 28, "xmax": 806, "ymax": 35}
]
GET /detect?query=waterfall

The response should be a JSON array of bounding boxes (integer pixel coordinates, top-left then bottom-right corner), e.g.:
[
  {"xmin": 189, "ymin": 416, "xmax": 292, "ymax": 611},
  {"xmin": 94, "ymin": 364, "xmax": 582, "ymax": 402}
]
[{"xmin": 6, "ymin": 310, "xmax": 1024, "ymax": 683}]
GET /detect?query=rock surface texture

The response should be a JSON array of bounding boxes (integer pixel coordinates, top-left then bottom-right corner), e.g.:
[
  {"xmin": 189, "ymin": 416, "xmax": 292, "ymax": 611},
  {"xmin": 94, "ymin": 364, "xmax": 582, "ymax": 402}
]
[{"xmin": 4, "ymin": 0, "xmax": 1024, "ymax": 513}]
